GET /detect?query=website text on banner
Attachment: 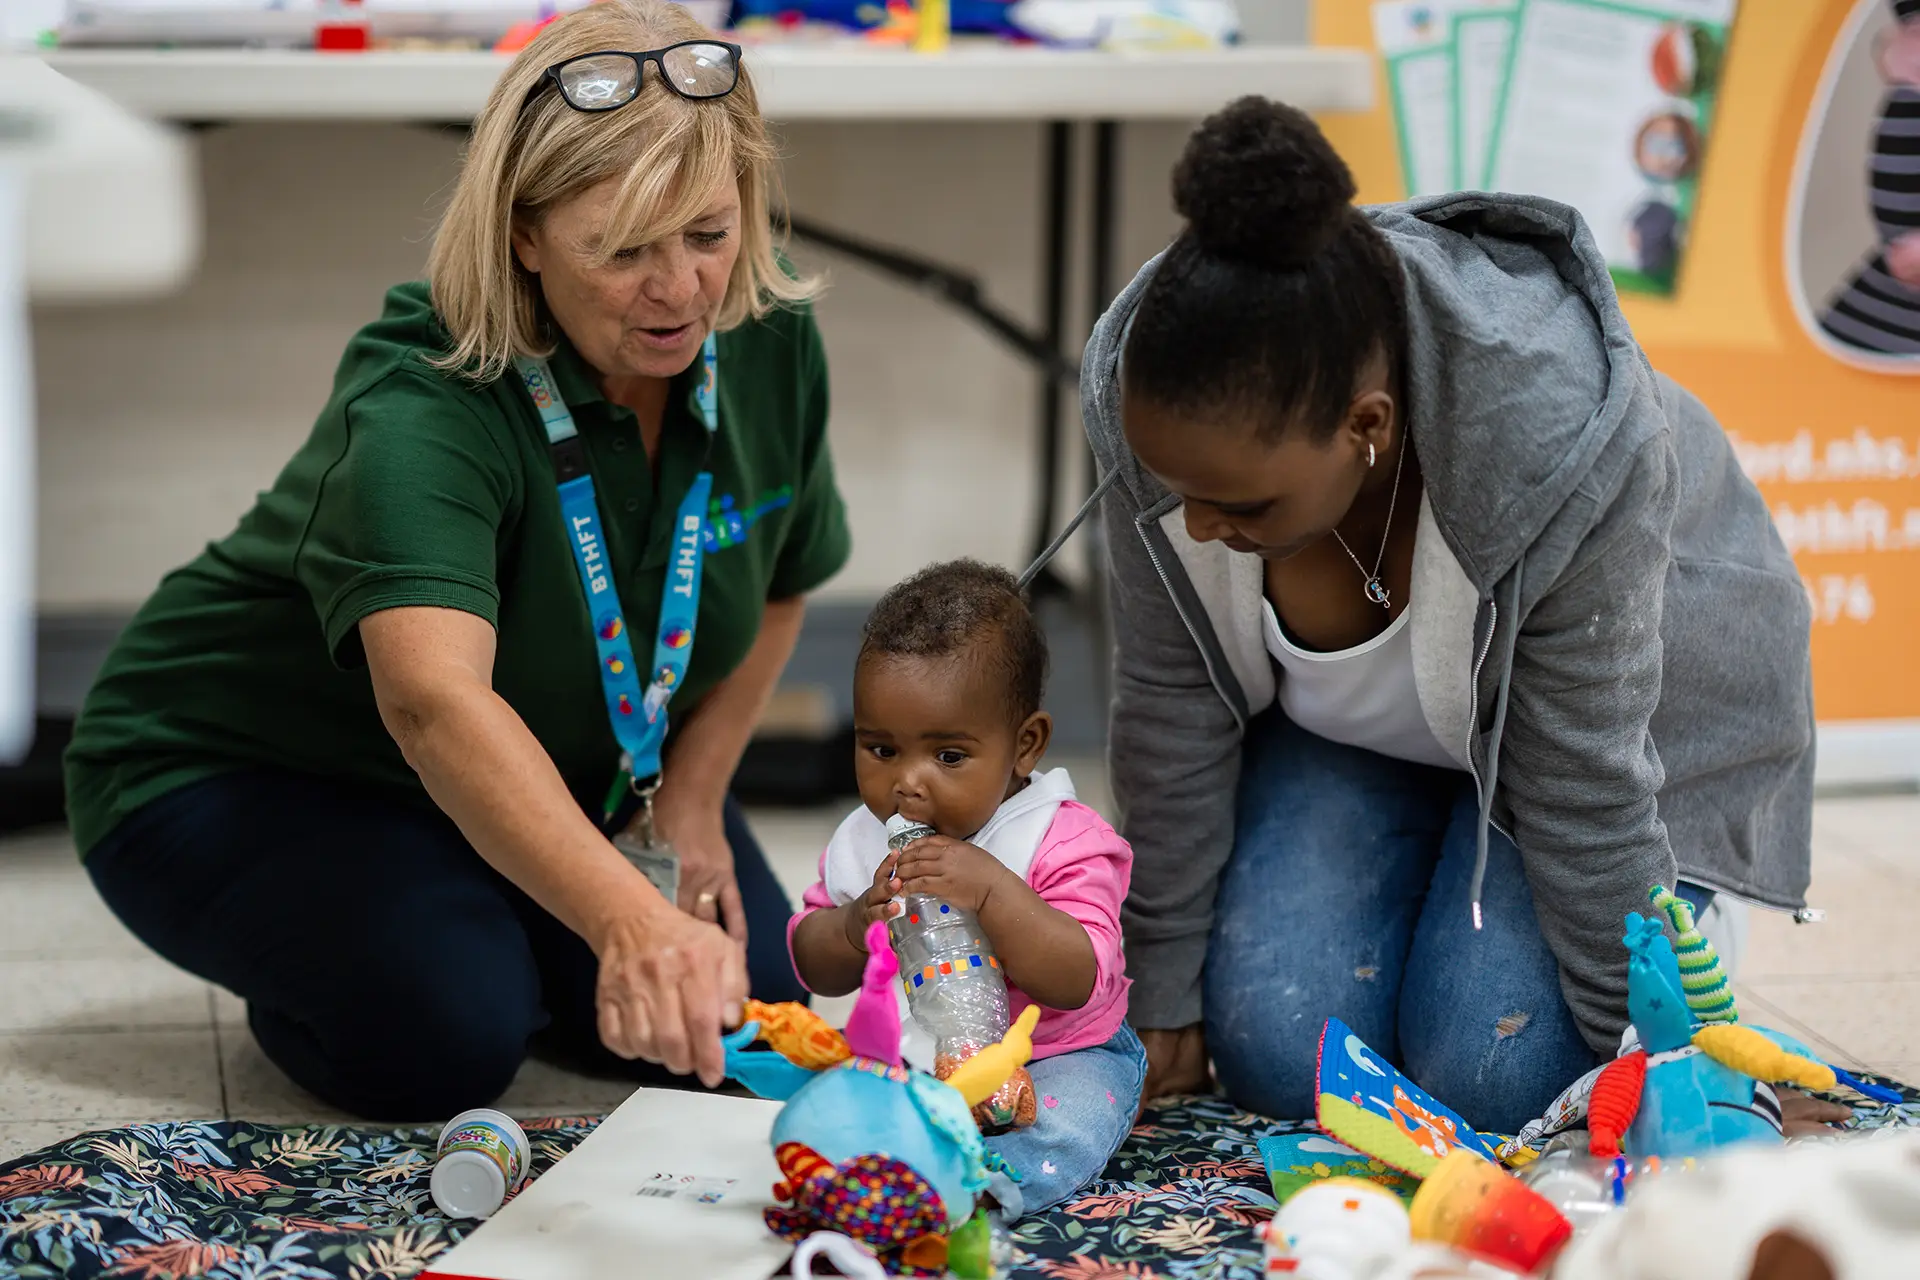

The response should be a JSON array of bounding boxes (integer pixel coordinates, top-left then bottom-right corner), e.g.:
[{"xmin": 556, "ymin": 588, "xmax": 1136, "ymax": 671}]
[{"xmin": 1323, "ymin": 0, "xmax": 1920, "ymax": 737}]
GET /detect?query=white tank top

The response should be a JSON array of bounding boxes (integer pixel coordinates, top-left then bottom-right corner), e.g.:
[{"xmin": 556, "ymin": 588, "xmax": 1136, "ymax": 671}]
[{"xmin": 1261, "ymin": 592, "xmax": 1462, "ymax": 772}]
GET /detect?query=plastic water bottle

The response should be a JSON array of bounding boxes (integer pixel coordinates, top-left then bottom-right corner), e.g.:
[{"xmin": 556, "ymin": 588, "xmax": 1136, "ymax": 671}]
[
  {"xmin": 883, "ymin": 815, "xmax": 1011, "ymax": 1049},
  {"xmin": 884, "ymin": 815, "xmax": 1035, "ymax": 1131},
  {"xmin": 1515, "ymin": 1144, "xmax": 1697, "ymax": 1235}
]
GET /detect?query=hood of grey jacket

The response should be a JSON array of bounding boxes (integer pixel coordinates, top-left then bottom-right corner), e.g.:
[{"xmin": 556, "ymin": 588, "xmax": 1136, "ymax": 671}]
[{"xmin": 1074, "ymin": 192, "xmax": 1814, "ymax": 1050}]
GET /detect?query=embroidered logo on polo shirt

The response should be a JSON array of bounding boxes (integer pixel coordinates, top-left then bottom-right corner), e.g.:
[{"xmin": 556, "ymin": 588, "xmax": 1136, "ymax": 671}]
[{"xmin": 704, "ymin": 487, "xmax": 793, "ymax": 553}]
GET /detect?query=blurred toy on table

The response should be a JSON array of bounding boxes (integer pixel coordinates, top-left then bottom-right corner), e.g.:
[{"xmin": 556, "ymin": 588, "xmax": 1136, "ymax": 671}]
[
  {"xmin": 1006, "ymin": 0, "xmax": 1237, "ymax": 48},
  {"xmin": 49, "ymin": 0, "xmax": 727, "ymax": 48},
  {"xmin": 47, "ymin": 0, "xmax": 1240, "ymax": 51},
  {"xmin": 729, "ymin": 0, "xmax": 1239, "ymax": 48}
]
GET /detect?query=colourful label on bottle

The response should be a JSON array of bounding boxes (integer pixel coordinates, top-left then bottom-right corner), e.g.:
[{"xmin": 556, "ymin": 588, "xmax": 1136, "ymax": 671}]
[
  {"xmin": 438, "ymin": 1120, "xmax": 524, "ymax": 1188},
  {"xmin": 902, "ymin": 952, "xmax": 998, "ymax": 991}
]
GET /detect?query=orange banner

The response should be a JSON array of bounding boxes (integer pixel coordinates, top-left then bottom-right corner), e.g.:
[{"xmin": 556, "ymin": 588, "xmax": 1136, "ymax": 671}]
[{"xmin": 1317, "ymin": 0, "xmax": 1920, "ymax": 726}]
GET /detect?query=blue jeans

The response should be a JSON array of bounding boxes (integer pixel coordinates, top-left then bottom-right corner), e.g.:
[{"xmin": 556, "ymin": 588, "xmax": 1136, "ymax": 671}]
[
  {"xmin": 985, "ymin": 1024, "xmax": 1146, "ymax": 1220},
  {"xmin": 1205, "ymin": 713, "xmax": 1611, "ymax": 1136}
]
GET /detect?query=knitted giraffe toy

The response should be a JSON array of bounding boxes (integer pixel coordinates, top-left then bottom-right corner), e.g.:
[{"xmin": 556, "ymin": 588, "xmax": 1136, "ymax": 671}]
[
  {"xmin": 1585, "ymin": 887, "xmax": 1887, "ymax": 1160},
  {"xmin": 1650, "ymin": 885, "xmax": 1737, "ymax": 1026}
]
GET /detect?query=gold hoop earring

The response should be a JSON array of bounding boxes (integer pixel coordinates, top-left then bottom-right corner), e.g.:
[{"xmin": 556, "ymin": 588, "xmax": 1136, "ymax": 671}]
[{"xmin": 1368, "ymin": 443, "xmax": 1377, "ymax": 468}]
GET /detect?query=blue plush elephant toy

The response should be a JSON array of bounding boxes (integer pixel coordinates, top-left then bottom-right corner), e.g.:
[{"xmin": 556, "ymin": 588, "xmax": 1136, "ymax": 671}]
[{"xmin": 718, "ymin": 920, "xmax": 1035, "ymax": 1278}]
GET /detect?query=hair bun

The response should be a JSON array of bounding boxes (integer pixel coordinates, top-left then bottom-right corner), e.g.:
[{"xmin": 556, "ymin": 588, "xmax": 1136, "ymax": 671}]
[{"xmin": 1173, "ymin": 95, "xmax": 1357, "ymax": 270}]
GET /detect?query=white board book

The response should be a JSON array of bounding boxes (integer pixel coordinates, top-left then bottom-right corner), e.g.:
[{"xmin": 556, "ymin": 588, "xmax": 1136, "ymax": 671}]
[{"xmin": 420, "ymin": 1089, "xmax": 787, "ymax": 1280}]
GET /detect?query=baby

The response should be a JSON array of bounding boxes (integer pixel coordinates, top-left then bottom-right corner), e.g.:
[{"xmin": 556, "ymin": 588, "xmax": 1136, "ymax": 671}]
[{"xmin": 787, "ymin": 559, "xmax": 1144, "ymax": 1219}]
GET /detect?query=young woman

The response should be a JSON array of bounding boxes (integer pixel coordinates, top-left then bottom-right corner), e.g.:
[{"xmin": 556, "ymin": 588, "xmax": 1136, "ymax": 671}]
[{"xmin": 1084, "ymin": 98, "xmax": 1819, "ymax": 1132}]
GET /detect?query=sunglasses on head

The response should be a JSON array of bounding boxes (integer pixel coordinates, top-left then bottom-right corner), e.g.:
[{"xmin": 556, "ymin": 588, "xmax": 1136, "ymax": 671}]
[{"xmin": 527, "ymin": 40, "xmax": 743, "ymax": 113}]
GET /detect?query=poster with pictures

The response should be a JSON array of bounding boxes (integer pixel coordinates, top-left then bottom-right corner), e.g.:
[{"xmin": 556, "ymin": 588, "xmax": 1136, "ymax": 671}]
[
  {"xmin": 1372, "ymin": 0, "xmax": 1511, "ymax": 196},
  {"xmin": 1374, "ymin": 0, "xmax": 1739, "ymax": 295}
]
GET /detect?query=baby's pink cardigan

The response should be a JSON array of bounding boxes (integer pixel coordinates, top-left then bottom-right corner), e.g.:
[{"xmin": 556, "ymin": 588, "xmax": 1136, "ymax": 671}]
[{"xmin": 785, "ymin": 799, "xmax": 1133, "ymax": 1061}]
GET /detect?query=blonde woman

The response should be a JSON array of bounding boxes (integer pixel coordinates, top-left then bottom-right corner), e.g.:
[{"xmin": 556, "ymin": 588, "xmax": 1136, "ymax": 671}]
[{"xmin": 64, "ymin": 0, "xmax": 848, "ymax": 1119}]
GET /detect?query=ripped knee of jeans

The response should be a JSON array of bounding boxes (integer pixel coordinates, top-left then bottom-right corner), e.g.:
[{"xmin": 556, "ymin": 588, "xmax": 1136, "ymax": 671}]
[{"xmin": 1493, "ymin": 1011, "xmax": 1533, "ymax": 1040}]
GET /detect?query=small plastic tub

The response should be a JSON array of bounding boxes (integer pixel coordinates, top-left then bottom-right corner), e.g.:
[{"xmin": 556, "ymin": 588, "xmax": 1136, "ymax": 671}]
[{"xmin": 431, "ymin": 1108, "xmax": 530, "ymax": 1220}]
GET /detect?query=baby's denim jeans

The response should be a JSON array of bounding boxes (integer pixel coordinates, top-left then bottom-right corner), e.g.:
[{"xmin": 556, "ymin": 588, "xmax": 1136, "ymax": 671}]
[{"xmin": 986, "ymin": 1023, "xmax": 1146, "ymax": 1219}]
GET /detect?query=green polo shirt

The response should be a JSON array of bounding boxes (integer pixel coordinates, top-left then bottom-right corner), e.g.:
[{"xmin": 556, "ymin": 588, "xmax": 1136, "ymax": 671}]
[{"xmin": 64, "ymin": 281, "xmax": 851, "ymax": 856}]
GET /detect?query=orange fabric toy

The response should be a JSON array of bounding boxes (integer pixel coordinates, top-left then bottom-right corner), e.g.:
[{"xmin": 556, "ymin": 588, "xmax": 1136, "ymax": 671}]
[
  {"xmin": 742, "ymin": 999, "xmax": 852, "ymax": 1070},
  {"xmin": 1587, "ymin": 1050, "xmax": 1648, "ymax": 1159}
]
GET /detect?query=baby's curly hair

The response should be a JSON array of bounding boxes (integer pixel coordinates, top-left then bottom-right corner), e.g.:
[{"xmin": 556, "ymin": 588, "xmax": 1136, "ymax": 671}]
[{"xmin": 858, "ymin": 559, "xmax": 1048, "ymax": 723}]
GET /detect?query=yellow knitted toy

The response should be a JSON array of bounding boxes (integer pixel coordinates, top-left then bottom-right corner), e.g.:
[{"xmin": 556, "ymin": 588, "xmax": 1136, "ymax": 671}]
[{"xmin": 1691, "ymin": 1023, "xmax": 1836, "ymax": 1093}]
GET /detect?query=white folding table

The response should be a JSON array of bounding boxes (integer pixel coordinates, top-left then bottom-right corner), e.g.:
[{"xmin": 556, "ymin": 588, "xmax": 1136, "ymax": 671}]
[
  {"xmin": 44, "ymin": 43, "xmax": 1371, "ymax": 598},
  {"xmin": 0, "ymin": 56, "xmax": 197, "ymax": 764}
]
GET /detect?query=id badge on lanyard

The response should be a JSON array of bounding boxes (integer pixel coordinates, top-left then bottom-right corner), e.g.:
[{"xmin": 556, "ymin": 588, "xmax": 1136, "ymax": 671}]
[
  {"xmin": 612, "ymin": 812, "xmax": 680, "ymax": 904},
  {"xmin": 516, "ymin": 336, "xmax": 718, "ymax": 902}
]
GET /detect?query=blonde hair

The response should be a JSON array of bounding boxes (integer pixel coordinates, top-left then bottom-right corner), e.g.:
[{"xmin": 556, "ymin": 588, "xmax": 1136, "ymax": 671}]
[{"xmin": 428, "ymin": 0, "xmax": 814, "ymax": 380}]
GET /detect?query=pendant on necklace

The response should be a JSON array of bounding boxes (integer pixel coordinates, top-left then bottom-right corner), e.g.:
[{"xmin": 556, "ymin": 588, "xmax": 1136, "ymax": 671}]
[{"xmin": 1365, "ymin": 578, "xmax": 1391, "ymax": 609}]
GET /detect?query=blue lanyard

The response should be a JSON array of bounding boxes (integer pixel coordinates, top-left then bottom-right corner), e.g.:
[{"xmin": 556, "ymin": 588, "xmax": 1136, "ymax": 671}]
[{"xmin": 516, "ymin": 336, "xmax": 718, "ymax": 792}]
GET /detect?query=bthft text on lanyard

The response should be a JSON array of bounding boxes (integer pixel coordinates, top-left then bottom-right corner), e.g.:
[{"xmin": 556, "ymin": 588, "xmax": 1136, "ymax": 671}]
[{"xmin": 515, "ymin": 334, "xmax": 720, "ymax": 826}]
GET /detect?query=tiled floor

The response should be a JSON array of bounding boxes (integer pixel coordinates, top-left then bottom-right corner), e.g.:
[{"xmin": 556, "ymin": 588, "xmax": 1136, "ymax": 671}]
[
  {"xmin": 0, "ymin": 787, "xmax": 882, "ymax": 1166},
  {"xmin": 0, "ymin": 773, "xmax": 1910, "ymax": 1167}
]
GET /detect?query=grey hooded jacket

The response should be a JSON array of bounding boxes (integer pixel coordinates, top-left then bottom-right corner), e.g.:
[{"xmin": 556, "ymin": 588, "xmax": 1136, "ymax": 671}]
[{"xmin": 1083, "ymin": 193, "xmax": 1815, "ymax": 1054}]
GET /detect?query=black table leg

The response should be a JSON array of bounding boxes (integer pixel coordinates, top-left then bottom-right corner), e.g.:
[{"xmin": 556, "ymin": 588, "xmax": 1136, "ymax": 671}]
[
  {"xmin": 1085, "ymin": 119, "xmax": 1120, "ymax": 709},
  {"xmin": 778, "ymin": 124, "xmax": 1128, "ymax": 753},
  {"xmin": 1025, "ymin": 120, "xmax": 1076, "ymax": 600},
  {"xmin": 1088, "ymin": 120, "xmax": 1120, "ymax": 376},
  {"xmin": 780, "ymin": 121, "xmax": 1107, "ymax": 605},
  {"xmin": 781, "ymin": 215, "xmax": 1076, "ymax": 379}
]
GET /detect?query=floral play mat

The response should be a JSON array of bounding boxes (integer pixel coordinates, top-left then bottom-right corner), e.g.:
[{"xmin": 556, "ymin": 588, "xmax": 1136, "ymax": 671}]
[{"xmin": 3, "ymin": 1088, "xmax": 1917, "ymax": 1280}]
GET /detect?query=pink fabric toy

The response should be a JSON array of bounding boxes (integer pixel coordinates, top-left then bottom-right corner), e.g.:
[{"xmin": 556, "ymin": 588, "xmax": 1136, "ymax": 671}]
[{"xmin": 842, "ymin": 920, "xmax": 902, "ymax": 1064}]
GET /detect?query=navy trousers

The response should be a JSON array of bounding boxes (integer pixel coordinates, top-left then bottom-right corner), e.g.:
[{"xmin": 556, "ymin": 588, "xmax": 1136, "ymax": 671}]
[{"xmin": 85, "ymin": 769, "xmax": 805, "ymax": 1121}]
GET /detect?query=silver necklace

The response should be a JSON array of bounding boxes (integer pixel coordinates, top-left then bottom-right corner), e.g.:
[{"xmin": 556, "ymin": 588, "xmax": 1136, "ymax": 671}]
[{"xmin": 1331, "ymin": 438, "xmax": 1405, "ymax": 611}]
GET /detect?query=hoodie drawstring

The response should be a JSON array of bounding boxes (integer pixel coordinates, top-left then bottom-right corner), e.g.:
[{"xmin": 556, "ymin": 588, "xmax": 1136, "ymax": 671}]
[
  {"xmin": 1018, "ymin": 468, "xmax": 1122, "ymax": 593},
  {"xmin": 1472, "ymin": 552, "xmax": 1526, "ymax": 931}
]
